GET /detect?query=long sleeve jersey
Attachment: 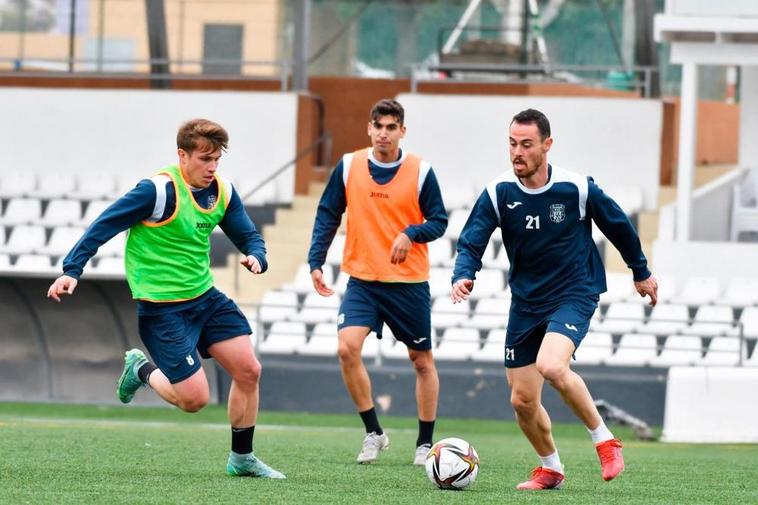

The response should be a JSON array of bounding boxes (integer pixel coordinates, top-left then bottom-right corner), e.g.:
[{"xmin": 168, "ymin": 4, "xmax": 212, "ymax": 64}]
[{"xmin": 453, "ymin": 164, "xmax": 650, "ymax": 306}]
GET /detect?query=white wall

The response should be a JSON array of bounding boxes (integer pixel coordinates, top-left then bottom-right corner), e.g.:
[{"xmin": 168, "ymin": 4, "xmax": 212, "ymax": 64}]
[
  {"xmin": 653, "ymin": 239, "xmax": 758, "ymax": 282},
  {"xmin": 397, "ymin": 94, "xmax": 662, "ymax": 211},
  {"xmin": 1, "ymin": 88, "xmax": 298, "ymax": 203}
]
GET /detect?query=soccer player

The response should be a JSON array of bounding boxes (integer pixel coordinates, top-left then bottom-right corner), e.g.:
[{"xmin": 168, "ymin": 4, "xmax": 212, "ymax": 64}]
[
  {"xmin": 307, "ymin": 99, "xmax": 448, "ymax": 465},
  {"xmin": 451, "ymin": 109, "xmax": 657, "ymax": 490},
  {"xmin": 46, "ymin": 119, "xmax": 285, "ymax": 479}
]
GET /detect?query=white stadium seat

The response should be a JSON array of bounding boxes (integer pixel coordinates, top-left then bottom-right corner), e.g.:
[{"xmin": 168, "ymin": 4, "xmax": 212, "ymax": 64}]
[
  {"xmin": 290, "ymin": 292, "xmax": 339, "ymax": 324},
  {"xmin": 260, "ymin": 322, "xmax": 306, "ymax": 354},
  {"xmin": 39, "ymin": 226, "xmax": 86, "ymax": 256},
  {"xmin": 444, "ymin": 209, "xmax": 470, "ymax": 240},
  {"xmin": 428, "ymin": 237, "xmax": 453, "ymax": 267},
  {"xmin": 435, "ymin": 327, "xmax": 480, "ymax": 361},
  {"xmin": 325, "ymin": 233, "xmax": 346, "ymax": 266},
  {"xmin": 671, "ymin": 276, "xmax": 722, "ymax": 306},
  {"xmin": 574, "ymin": 332, "xmax": 613, "ymax": 365},
  {"xmin": 283, "ymin": 263, "xmax": 331, "ymax": 294},
  {"xmin": 606, "ymin": 333, "xmax": 657, "ymax": 366},
  {"xmin": 36, "ymin": 173, "xmax": 76, "ymax": 199},
  {"xmin": 0, "ymin": 225, "xmax": 46, "ymax": 254},
  {"xmin": 72, "ymin": 173, "xmax": 117, "ymax": 200},
  {"xmin": 13, "ymin": 253, "xmax": 53, "ymax": 272},
  {"xmin": 462, "ymin": 297, "xmax": 508, "ymax": 331},
  {"xmin": 698, "ymin": 336, "xmax": 742, "ymax": 366},
  {"xmin": 471, "ymin": 329, "xmax": 505, "ymax": 362},
  {"xmin": 300, "ymin": 323, "xmax": 338, "ymax": 356},
  {"xmin": 42, "ymin": 199, "xmax": 82, "ymax": 226},
  {"xmin": 0, "ymin": 172, "xmax": 37, "ymax": 198},
  {"xmin": 483, "ymin": 242, "xmax": 509, "ymax": 270},
  {"xmin": 600, "ymin": 272, "xmax": 634, "ymax": 304},
  {"xmin": 333, "ymin": 271, "xmax": 350, "ymax": 295},
  {"xmin": 78, "ymin": 199, "xmax": 115, "ymax": 226},
  {"xmin": 722, "ymin": 277, "xmax": 758, "ymax": 307},
  {"xmin": 682, "ymin": 305, "xmax": 738, "ymax": 338},
  {"xmin": 431, "ymin": 296, "xmax": 469, "ymax": 330},
  {"xmin": 591, "ymin": 302, "xmax": 645, "ymax": 335},
  {"xmin": 0, "ymin": 198, "xmax": 42, "ymax": 225},
  {"xmin": 96, "ymin": 232, "xmax": 126, "ymax": 258},
  {"xmin": 470, "ymin": 268, "xmax": 505, "ymax": 299},
  {"xmin": 259, "ymin": 290, "xmax": 298, "ymax": 324},
  {"xmin": 652, "ymin": 335, "xmax": 702, "ymax": 367},
  {"xmin": 428, "ymin": 267, "xmax": 452, "ymax": 298},
  {"xmin": 93, "ymin": 257, "xmax": 125, "ymax": 275},
  {"xmin": 740, "ymin": 307, "xmax": 758, "ymax": 339},
  {"xmin": 0, "ymin": 225, "xmax": 5, "ymax": 247},
  {"xmin": 0, "ymin": 253, "xmax": 10, "ymax": 270},
  {"xmin": 642, "ymin": 303, "xmax": 689, "ymax": 337}
]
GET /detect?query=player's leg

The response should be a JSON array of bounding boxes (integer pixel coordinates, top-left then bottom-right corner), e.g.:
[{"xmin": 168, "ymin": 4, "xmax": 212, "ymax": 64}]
[
  {"xmin": 541, "ymin": 301, "xmax": 624, "ymax": 481},
  {"xmin": 408, "ymin": 348, "xmax": 438, "ymax": 465},
  {"xmin": 507, "ymin": 364, "xmax": 565, "ymax": 490},
  {"xmin": 207, "ymin": 334, "xmax": 284, "ymax": 479}
]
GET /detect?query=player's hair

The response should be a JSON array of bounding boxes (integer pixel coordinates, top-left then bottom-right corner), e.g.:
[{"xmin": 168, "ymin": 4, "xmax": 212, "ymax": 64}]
[
  {"xmin": 176, "ymin": 118, "xmax": 229, "ymax": 154},
  {"xmin": 370, "ymin": 99, "xmax": 405, "ymax": 125},
  {"xmin": 511, "ymin": 109, "xmax": 551, "ymax": 141}
]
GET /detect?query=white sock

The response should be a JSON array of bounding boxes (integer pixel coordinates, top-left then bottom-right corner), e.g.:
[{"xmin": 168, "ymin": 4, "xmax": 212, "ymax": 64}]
[
  {"xmin": 588, "ymin": 419, "xmax": 614, "ymax": 444},
  {"xmin": 538, "ymin": 451, "xmax": 563, "ymax": 474}
]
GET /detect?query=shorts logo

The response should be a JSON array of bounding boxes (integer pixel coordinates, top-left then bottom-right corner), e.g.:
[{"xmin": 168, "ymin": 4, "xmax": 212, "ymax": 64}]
[
  {"xmin": 549, "ymin": 203, "xmax": 566, "ymax": 223},
  {"xmin": 564, "ymin": 323, "xmax": 578, "ymax": 332},
  {"xmin": 186, "ymin": 355, "xmax": 195, "ymax": 366},
  {"xmin": 337, "ymin": 313, "xmax": 345, "ymax": 324},
  {"xmin": 505, "ymin": 348, "xmax": 515, "ymax": 361}
]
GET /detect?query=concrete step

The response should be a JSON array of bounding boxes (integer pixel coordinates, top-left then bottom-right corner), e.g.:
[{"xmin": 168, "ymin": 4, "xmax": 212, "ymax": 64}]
[
  {"xmin": 291, "ymin": 194, "xmax": 321, "ymax": 212},
  {"xmin": 637, "ymin": 211, "xmax": 659, "ymax": 242},
  {"xmin": 273, "ymin": 208, "xmax": 317, "ymax": 228}
]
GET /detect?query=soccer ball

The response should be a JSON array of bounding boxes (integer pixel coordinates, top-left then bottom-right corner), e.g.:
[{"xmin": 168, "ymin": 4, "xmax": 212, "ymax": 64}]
[{"xmin": 424, "ymin": 437, "xmax": 479, "ymax": 490}]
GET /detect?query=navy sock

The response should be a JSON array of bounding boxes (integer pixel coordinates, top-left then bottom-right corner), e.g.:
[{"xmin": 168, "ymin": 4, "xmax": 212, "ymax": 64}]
[
  {"xmin": 232, "ymin": 426, "xmax": 255, "ymax": 455},
  {"xmin": 137, "ymin": 362, "xmax": 157, "ymax": 384},
  {"xmin": 416, "ymin": 420, "xmax": 435, "ymax": 447},
  {"xmin": 359, "ymin": 407, "xmax": 383, "ymax": 435}
]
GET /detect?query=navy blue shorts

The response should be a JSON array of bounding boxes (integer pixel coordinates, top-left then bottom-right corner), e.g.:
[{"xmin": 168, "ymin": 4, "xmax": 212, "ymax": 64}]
[
  {"xmin": 338, "ymin": 278, "xmax": 432, "ymax": 351},
  {"xmin": 503, "ymin": 297, "xmax": 598, "ymax": 368},
  {"xmin": 138, "ymin": 288, "xmax": 252, "ymax": 384}
]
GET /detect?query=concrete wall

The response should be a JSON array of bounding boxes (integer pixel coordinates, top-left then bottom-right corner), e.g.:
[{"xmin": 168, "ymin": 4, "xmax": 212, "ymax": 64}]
[
  {"xmin": 397, "ymin": 94, "xmax": 662, "ymax": 211},
  {"xmin": 740, "ymin": 66, "xmax": 758, "ymax": 167},
  {"xmin": 1, "ymin": 87, "xmax": 298, "ymax": 203}
]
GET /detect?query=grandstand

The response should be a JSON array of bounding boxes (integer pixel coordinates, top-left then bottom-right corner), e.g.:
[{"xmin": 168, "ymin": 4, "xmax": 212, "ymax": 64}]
[{"xmin": 1, "ymin": 0, "xmax": 757, "ymax": 455}]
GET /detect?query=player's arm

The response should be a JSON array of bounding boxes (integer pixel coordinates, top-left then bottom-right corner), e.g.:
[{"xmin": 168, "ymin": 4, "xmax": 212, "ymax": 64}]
[
  {"xmin": 451, "ymin": 190, "xmax": 499, "ymax": 302},
  {"xmin": 307, "ymin": 161, "xmax": 347, "ymax": 296},
  {"xmin": 394, "ymin": 167, "xmax": 448, "ymax": 264},
  {"xmin": 587, "ymin": 178, "xmax": 657, "ymax": 305},
  {"xmin": 218, "ymin": 185, "xmax": 268, "ymax": 275},
  {"xmin": 48, "ymin": 180, "xmax": 156, "ymax": 301}
]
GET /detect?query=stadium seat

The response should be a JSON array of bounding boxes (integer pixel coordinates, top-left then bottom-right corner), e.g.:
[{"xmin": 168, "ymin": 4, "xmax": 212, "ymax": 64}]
[
  {"xmin": 93, "ymin": 257, "xmax": 125, "ymax": 276},
  {"xmin": 362, "ymin": 332, "xmax": 395, "ymax": 359},
  {"xmin": 682, "ymin": 305, "xmax": 738, "ymax": 338},
  {"xmin": 325, "ymin": 233, "xmax": 346, "ymax": 266},
  {"xmin": 470, "ymin": 268, "xmax": 505, "ymax": 299},
  {"xmin": 444, "ymin": 209, "xmax": 470, "ymax": 239},
  {"xmin": 0, "ymin": 225, "xmax": 5, "ymax": 247},
  {"xmin": 698, "ymin": 336, "xmax": 742, "ymax": 366},
  {"xmin": 0, "ymin": 198, "xmax": 42, "ymax": 225},
  {"xmin": 36, "ymin": 173, "xmax": 76, "ymax": 199},
  {"xmin": 740, "ymin": 307, "xmax": 758, "ymax": 339},
  {"xmin": 671, "ymin": 276, "xmax": 722, "ymax": 306},
  {"xmin": 606, "ymin": 333, "xmax": 657, "ymax": 366},
  {"xmin": 428, "ymin": 237, "xmax": 453, "ymax": 267},
  {"xmin": 41, "ymin": 199, "xmax": 82, "ymax": 226},
  {"xmin": 591, "ymin": 302, "xmax": 645, "ymax": 335},
  {"xmin": 96, "ymin": 231, "xmax": 126, "ymax": 258},
  {"xmin": 471, "ymin": 329, "xmax": 504, "ymax": 362},
  {"xmin": 442, "ymin": 181, "xmax": 477, "ymax": 211},
  {"xmin": 429, "ymin": 267, "xmax": 453, "ymax": 298},
  {"xmin": 0, "ymin": 253, "xmax": 10, "ymax": 270},
  {"xmin": 435, "ymin": 328, "xmax": 480, "ymax": 361},
  {"xmin": 730, "ymin": 169, "xmax": 758, "ymax": 241},
  {"xmin": 431, "ymin": 296, "xmax": 469, "ymax": 330},
  {"xmin": 650, "ymin": 274, "xmax": 677, "ymax": 304},
  {"xmin": 39, "ymin": 226, "xmax": 86, "ymax": 256},
  {"xmin": 0, "ymin": 225, "xmax": 46, "ymax": 254},
  {"xmin": 333, "ymin": 271, "xmax": 349, "ymax": 295},
  {"xmin": 290, "ymin": 292, "xmax": 339, "ymax": 324},
  {"xmin": 283, "ymin": 263, "xmax": 332, "ymax": 294},
  {"xmin": 112, "ymin": 173, "xmax": 138, "ymax": 198},
  {"xmin": 462, "ymin": 297, "xmax": 508, "ymax": 331},
  {"xmin": 260, "ymin": 321, "xmax": 306, "ymax": 354},
  {"xmin": 72, "ymin": 173, "xmax": 117, "ymax": 200},
  {"xmin": 721, "ymin": 277, "xmax": 758, "ymax": 307},
  {"xmin": 300, "ymin": 323, "xmax": 338, "ymax": 356},
  {"xmin": 574, "ymin": 332, "xmax": 613, "ymax": 365},
  {"xmin": 642, "ymin": 303, "xmax": 689, "ymax": 337},
  {"xmin": 13, "ymin": 253, "xmax": 53, "ymax": 272},
  {"xmin": 483, "ymin": 242, "xmax": 509, "ymax": 270},
  {"xmin": 651, "ymin": 335, "xmax": 702, "ymax": 367},
  {"xmin": 78, "ymin": 199, "xmax": 115, "ymax": 226},
  {"xmin": 259, "ymin": 290, "xmax": 298, "ymax": 324},
  {"xmin": 0, "ymin": 172, "xmax": 36, "ymax": 198},
  {"xmin": 599, "ymin": 272, "xmax": 634, "ymax": 304}
]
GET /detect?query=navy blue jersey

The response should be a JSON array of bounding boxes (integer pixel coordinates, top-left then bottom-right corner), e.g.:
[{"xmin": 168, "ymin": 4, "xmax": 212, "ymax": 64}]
[{"xmin": 453, "ymin": 165, "xmax": 650, "ymax": 306}]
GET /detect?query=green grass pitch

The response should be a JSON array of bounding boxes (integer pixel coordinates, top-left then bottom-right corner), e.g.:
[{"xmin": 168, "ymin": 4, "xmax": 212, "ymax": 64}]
[{"xmin": 1, "ymin": 402, "xmax": 756, "ymax": 504}]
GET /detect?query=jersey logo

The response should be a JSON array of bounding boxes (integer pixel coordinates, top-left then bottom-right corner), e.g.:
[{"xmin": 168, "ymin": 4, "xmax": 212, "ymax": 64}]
[
  {"xmin": 505, "ymin": 348, "xmax": 515, "ymax": 361},
  {"xmin": 506, "ymin": 201, "xmax": 523, "ymax": 209},
  {"xmin": 549, "ymin": 203, "xmax": 566, "ymax": 223},
  {"xmin": 564, "ymin": 323, "xmax": 578, "ymax": 332},
  {"xmin": 413, "ymin": 337, "xmax": 428, "ymax": 344}
]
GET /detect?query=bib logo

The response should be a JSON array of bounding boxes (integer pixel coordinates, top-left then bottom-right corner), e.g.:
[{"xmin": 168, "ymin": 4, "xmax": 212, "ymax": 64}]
[
  {"xmin": 370, "ymin": 191, "xmax": 389, "ymax": 199},
  {"xmin": 549, "ymin": 203, "xmax": 566, "ymax": 223},
  {"xmin": 196, "ymin": 222, "xmax": 213, "ymax": 229}
]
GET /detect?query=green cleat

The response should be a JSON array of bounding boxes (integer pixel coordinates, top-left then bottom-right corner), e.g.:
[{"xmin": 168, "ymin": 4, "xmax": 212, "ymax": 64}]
[
  {"xmin": 227, "ymin": 452, "xmax": 286, "ymax": 479},
  {"xmin": 116, "ymin": 348, "xmax": 147, "ymax": 404}
]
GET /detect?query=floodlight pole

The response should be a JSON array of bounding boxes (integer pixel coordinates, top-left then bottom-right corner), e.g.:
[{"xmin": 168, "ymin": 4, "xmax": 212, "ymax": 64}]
[{"xmin": 68, "ymin": 0, "xmax": 76, "ymax": 72}]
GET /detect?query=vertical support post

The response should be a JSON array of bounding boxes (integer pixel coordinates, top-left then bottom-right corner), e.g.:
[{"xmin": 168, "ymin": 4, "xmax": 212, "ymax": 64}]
[
  {"xmin": 292, "ymin": 0, "xmax": 311, "ymax": 91},
  {"xmin": 676, "ymin": 62, "xmax": 698, "ymax": 242}
]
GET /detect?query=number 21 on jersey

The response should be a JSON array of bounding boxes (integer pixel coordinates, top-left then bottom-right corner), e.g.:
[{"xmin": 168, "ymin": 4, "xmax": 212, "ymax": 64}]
[{"xmin": 525, "ymin": 215, "xmax": 540, "ymax": 229}]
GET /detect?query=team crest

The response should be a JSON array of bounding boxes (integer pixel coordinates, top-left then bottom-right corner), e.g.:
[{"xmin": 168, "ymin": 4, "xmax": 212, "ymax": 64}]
[
  {"xmin": 207, "ymin": 195, "xmax": 217, "ymax": 209},
  {"xmin": 549, "ymin": 203, "xmax": 565, "ymax": 223}
]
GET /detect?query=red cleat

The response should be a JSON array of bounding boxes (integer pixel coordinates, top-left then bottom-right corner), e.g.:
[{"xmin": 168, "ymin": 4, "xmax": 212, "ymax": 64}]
[
  {"xmin": 516, "ymin": 467, "xmax": 565, "ymax": 490},
  {"xmin": 596, "ymin": 438, "xmax": 625, "ymax": 481}
]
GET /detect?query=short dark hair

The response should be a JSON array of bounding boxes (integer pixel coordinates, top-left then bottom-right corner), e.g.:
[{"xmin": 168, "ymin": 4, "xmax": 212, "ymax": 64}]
[
  {"xmin": 177, "ymin": 118, "xmax": 229, "ymax": 154},
  {"xmin": 511, "ymin": 109, "xmax": 551, "ymax": 141},
  {"xmin": 370, "ymin": 99, "xmax": 404, "ymax": 125}
]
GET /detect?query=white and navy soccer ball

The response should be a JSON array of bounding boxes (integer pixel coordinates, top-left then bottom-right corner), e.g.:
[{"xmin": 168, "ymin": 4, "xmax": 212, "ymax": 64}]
[{"xmin": 424, "ymin": 437, "xmax": 479, "ymax": 490}]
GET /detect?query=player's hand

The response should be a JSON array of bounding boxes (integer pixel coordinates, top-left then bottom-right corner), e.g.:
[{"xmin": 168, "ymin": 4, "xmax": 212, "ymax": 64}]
[
  {"xmin": 311, "ymin": 268, "xmax": 334, "ymax": 297},
  {"xmin": 240, "ymin": 255, "xmax": 262, "ymax": 274},
  {"xmin": 451, "ymin": 279, "xmax": 474, "ymax": 303},
  {"xmin": 634, "ymin": 275, "xmax": 658, "ymax": 307},
  {"xmin": 46, "ymin": 275, "xmax": 78, "ymax": 302},
  {"xmin": 390, "ymin": 232, "xmax": 412, "ymax": 264}
]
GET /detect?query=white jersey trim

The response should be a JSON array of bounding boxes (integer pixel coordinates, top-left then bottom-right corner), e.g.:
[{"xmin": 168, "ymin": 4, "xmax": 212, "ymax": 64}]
[
  {"xmin": 551, "ymin": 165, "xmax": 589, "ymax": 220},
  {"xmin": 368, "ymin": 148, "xmax": 407, "ymax": 168},
  {"xmin": 485, "ymin": 171, "xmax": 516, "ymax": 221},
  {"xmin": 341, "ymin": 152, "xmax": 355, "ymax": 187},
  {"xmin": 147, "ymin": 173, "xmax": 171, "ymax": 222},
  {"xmin": 418, "ymin": 160, "xmax": 431, "ymax": 197}
]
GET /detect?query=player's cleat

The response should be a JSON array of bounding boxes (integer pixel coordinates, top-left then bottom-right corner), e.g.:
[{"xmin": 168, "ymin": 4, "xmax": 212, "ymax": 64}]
[
  {"xmin": 413, "ymin": 443, "xmax": 431, "ymax": 466},
  {"xmin": 227, "ymin": 452, "xmax": 286, "ymax": 479},
  {"xmin": 116, "ymin": 348, "xmax": 148, "ymax": 404},
  {"xmin": 596, "ymin": 438, "xmax": 624, "ymax": 481},
  {"xmin": 516, "ymin": 467, "xmax": 565, "ymax": 490},
  {"xmin": 356, "ymin": 432, "xmax": 390, "ymax": 464}
]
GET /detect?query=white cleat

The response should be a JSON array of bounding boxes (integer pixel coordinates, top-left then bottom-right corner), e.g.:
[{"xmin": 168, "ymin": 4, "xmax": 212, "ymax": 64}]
[
  {"xmin": 356, "ymin": 432, "xmax": 390, "ymax": 464},
  {"xmin": 413, "ymin": 444, "xmax": 431, "ymax": 466}
]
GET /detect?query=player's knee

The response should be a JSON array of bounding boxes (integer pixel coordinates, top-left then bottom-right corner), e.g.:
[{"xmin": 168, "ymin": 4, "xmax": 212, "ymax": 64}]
[
  {"xmin": 536, "ymin": 360, "xmax": 569, "ymax": 386},
  {"xmin": 179, "ymin": 393, "xmax": 209, "ymax": 413},
  {"xmin": 337, "ymin": 341, "xmax": 361, "ymax": 363},
  {"xmin": 234, "ymin": 358, "xmax": 262, "ymax": 387},
  {"xmin": 510, "ymin": 391, "xmax": 538, "ymax": 416},
  {"xmin": 410, "ymin": 352, "xmax": 435, "ymax": 375}
]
